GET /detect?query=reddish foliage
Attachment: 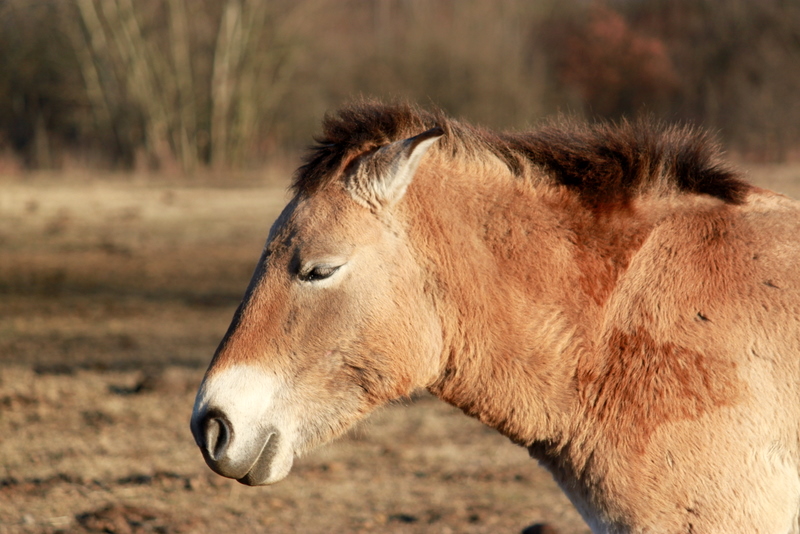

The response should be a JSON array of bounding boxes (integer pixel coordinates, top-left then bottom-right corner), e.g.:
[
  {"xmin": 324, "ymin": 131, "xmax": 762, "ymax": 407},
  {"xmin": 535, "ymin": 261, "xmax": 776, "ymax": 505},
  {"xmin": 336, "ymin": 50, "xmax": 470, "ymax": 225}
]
[{"xmin": 555, "ymin": 5, "xmax": 679, "ymax": 117}]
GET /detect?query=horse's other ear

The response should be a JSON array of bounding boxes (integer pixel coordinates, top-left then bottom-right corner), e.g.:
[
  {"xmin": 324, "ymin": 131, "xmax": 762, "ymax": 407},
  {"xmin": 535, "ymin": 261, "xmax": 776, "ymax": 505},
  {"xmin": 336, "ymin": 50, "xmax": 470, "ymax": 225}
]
[{"xmin": 350, "ymin": 127, "xmax": 443, "ymax": 208}]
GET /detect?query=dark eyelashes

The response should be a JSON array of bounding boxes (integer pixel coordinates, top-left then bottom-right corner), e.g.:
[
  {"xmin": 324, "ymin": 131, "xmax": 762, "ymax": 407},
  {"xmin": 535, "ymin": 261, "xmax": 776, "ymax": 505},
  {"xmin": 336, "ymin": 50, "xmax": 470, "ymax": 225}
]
[{"xmin": 298, "ymin": 264, "xmax": 342, "ymax": 283}]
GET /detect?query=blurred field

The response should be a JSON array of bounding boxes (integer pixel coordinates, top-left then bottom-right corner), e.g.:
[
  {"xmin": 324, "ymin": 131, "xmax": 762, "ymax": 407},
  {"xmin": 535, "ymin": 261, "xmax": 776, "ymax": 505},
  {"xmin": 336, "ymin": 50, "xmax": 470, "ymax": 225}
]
[{"xmin": 1, "ymin": 163, "xmax": 798, "ymax": 534}]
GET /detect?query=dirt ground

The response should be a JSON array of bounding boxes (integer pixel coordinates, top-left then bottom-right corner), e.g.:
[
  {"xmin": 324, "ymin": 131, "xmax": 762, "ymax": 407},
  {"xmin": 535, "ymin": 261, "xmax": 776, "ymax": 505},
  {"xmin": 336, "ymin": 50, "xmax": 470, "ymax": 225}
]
[{"xmin": 1, "ymin": 164, "xmax": 798, "ymax": 534}]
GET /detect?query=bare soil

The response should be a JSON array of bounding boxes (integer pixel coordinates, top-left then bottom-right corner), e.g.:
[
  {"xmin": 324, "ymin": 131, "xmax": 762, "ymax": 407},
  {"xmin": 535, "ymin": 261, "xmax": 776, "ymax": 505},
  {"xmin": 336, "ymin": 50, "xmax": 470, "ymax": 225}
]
[{"xmin": 1, "ymin": 164, "xmax": 797, "ymax": 534}]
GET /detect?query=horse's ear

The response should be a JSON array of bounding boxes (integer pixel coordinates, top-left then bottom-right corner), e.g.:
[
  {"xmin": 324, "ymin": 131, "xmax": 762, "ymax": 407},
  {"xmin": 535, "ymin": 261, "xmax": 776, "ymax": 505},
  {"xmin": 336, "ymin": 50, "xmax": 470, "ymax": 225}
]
[{"xmin": 349, "ymin": 127, "xmax": 443, "ymax": 208}]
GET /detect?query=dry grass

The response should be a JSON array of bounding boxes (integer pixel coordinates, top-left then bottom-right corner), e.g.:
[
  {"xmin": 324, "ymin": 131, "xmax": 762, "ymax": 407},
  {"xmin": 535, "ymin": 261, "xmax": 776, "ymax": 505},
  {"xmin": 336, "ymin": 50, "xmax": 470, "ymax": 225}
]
[
  {"xmin": 0, "ymin": 365, "xmax": 582, "ymax": 534},
  {"xmin": 1, "ymin": 164, "xmax": 797, "ymax": 534}
]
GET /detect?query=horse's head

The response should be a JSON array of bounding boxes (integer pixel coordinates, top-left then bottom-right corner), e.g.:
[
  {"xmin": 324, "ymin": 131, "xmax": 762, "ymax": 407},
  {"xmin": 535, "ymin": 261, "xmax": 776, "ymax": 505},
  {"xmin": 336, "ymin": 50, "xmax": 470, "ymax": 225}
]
[{"xmin": 190, "ymin": 129, "xmax": 444, "ymax": 485}]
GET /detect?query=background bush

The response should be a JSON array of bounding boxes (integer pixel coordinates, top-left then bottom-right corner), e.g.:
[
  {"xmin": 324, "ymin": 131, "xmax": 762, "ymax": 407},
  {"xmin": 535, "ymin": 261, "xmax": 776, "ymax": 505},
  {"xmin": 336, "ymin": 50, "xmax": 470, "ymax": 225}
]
[{"xmin": 1, "ymin": 0, "xmax": 798, "ymax": 171}]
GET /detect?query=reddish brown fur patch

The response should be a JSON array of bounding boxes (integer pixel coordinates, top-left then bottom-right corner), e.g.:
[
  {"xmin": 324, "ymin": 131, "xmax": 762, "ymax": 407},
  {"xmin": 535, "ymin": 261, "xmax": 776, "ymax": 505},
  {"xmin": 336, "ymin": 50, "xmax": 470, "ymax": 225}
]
[
  {"xmin": 579, "ymin": 327, "xmax": 741, "ymax": 453},
  {"xmin": 573, "ymin": 227, "xmax": 645, "ymax": 307},
  {"xmin": 550, "ymin": 194, "xmax": 653, "ymax": 306}
]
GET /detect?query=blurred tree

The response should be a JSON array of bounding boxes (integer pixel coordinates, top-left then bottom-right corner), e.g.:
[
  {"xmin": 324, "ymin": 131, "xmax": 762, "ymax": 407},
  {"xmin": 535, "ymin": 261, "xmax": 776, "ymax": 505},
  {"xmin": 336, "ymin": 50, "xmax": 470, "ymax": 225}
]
[
  {"xmin": 0, "ymin": 0, "xmax": 88, "ymax": 168},
  {"xmin": 1, "ymin": 0, "xmax": 799, "ymax": 170},
  {"xmin": 209, "ymin": 0, "xmax": 313, "ymax": 168},
  {"xmin": 314, "ymin": 0, "xmax": 561, "ymax": 130},
  {"xmin": 66, "ymin": 0, "xmax": 319, "ymax": 171},
  {"xmin": 547, "ymin": 4, "xmax": 679, "ymax": 118},
  {"xmin": 620, "ymin": 0, "xmax": 800, "ymax": 160}
]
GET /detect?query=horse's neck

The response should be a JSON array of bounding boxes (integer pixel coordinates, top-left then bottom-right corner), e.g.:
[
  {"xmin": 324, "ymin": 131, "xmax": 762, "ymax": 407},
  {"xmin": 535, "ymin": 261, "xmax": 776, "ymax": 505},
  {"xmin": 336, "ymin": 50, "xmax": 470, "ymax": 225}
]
[{"xmin": 410, "ymin": 165, "xmax": 660, "ymax": 446}]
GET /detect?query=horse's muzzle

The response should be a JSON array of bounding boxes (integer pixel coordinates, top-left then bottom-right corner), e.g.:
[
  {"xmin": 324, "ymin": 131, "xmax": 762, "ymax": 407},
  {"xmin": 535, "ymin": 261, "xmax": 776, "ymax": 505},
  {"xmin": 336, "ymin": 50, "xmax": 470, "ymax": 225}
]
[{"xmin": 191, "ymin": 407, "xmax": 280, "ymax": 485}]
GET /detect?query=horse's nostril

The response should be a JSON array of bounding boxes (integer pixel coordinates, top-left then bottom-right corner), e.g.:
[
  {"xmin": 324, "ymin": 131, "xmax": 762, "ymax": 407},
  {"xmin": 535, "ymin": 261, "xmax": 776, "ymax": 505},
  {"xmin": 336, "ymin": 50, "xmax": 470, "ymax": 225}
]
[{"xmin": 202, "ymin": 413, "xmax": 232, "ymax": 461}]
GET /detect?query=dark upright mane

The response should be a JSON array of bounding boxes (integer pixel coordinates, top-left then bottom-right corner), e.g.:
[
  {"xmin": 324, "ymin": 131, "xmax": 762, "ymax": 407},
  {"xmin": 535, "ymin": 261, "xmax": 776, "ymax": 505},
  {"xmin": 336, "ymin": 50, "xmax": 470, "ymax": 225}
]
[
  {"xmin": 293, "ymin": 101, "xmax": 749, "ymax": 206},
  {"xmin": 506, "ymin": 120, "xmax": 748, "ymax": 207},
  {"xmin": 293, "ymin": 101, "xmax": 444, "ymax": 196}
]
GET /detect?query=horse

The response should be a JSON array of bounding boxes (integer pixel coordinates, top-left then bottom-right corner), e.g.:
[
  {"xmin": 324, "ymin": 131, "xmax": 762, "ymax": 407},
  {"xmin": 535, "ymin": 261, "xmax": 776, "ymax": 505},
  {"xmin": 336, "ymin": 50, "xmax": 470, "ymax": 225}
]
[{"xmin": 190, "ymin": 101, "xmax": 800, "ymax": 533}]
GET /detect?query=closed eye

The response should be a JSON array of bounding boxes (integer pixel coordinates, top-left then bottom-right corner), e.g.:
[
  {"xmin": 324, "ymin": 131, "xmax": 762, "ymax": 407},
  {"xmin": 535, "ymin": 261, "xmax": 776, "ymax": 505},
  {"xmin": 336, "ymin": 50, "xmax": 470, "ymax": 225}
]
[{"xmin": 298, "ymin": 264, "xmax": 343, "ymax": 283}]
